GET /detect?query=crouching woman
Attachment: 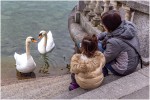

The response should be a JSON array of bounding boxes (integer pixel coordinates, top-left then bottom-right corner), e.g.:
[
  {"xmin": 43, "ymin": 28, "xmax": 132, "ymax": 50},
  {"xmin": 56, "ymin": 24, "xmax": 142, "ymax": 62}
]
[
  {"xmin": 69, "ymin": 34, "xmax": 106, "ymax": 91},
  {"xmin": 97, "ymin": 10, "xmax": 140, "ymax": 76}
]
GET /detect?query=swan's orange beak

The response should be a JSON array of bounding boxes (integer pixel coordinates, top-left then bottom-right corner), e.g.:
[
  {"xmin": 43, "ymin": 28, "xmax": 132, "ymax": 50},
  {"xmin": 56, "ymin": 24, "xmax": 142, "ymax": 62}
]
[
  {"xmin": 31, "ymin": 39, "xmax": 37, "ymax": 43},
  {"xmin": 33, "ymin": 40, "xmax": 37, "ymax": 43}
]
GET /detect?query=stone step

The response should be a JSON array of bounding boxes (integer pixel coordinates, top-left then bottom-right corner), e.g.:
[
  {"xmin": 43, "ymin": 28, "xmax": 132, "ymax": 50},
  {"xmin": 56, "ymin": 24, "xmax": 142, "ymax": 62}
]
[
  {"xmin": 1, "ymin": 72, "xmax": 121, "ymax": 99},
  {"xmin": 1, "ymin": 65, "xmax": 146, "ymax": 99},
  {"xmin": 9, "ymin": 78, "xmax": 70, "ymax": 99},
  {"xmin": 51, "ymin": 64, "xmax": 145, "ymax": 99},
  {"xmin": 52, "ymin": 74, "xmax": 121, "ymax": 99},
  {"xmin": 52, "ymin": 87, "xmax": 88, "ymax": 99},
  {"xmin": 49, "ymin": 64, "xmax": 146, "ymax": 99},
  {"xmin": 1, "ymin": 74, "xmax": 70, "ymax": 99},
  {"xmin": 73, "ymin": 67, "xmax": 149, "ymax": 99}
]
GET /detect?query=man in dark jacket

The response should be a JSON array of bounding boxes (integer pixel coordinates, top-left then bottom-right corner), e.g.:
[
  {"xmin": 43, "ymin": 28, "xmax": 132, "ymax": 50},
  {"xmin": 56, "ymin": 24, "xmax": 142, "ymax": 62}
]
[{"xmin": 97, "ymin": 10, "xmax": 140, "ymax": 76}]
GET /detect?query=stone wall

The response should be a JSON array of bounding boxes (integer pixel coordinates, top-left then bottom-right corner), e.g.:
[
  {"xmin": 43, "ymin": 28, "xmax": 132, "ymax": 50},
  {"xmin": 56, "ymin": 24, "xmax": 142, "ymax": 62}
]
[
  {"xmin": 133, "ymin": 11, "xmax": 149, "ymax": 58},
  {"xmin": 119, "ymin": 1, "xmax": 149, "ymax": 58}
]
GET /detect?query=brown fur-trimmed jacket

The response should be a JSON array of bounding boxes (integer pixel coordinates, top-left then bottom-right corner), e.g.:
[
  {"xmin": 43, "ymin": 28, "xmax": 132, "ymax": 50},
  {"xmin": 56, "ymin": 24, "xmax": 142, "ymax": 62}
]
[{"xmin": 70, "ymin": 51, "xmax": 106, "ymax": 89}]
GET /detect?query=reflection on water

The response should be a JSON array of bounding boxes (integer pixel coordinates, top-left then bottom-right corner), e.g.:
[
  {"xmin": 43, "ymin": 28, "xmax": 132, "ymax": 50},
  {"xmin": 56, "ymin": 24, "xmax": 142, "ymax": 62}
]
[
  {"xmin": 39, "ymin": 53, "xmax": 50, "ymax": 73},
  {"xmin": 16, "ymin": 70, "xmax": 36, "ymax": 80},
  {"xmin": 1, "ymin": 1, "xmax": 77, "ymax": 84},
  {"xmin": 63, "ymin": 56, "xmax": 71, "ymax": 70}
]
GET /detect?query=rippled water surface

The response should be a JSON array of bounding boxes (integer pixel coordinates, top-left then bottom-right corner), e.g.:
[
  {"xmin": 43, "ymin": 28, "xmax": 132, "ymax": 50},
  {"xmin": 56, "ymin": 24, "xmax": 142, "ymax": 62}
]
[{"xmin": 1, "ymin": 1, "xmax": 77, "ymax": 84}]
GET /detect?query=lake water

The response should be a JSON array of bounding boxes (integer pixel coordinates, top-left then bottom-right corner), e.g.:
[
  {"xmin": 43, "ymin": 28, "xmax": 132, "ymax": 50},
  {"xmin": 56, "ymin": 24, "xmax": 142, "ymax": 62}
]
[{"xmin": 1, "ymin": 1, "xmax": 77, "ymax": 85}]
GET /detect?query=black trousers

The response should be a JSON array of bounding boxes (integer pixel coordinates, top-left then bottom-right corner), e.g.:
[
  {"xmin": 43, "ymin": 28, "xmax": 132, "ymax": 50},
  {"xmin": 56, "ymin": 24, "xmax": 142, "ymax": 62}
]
[{"xmin": 71, "ymin": 73, "xmax": 78, "ymax": 84}]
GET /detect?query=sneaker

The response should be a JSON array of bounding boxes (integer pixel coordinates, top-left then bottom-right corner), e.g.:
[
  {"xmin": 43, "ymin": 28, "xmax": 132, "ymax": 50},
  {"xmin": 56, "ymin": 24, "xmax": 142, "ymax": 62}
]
[{"xmin": 69, "ymin": 82, "xmax": 79, "ymax": 91}]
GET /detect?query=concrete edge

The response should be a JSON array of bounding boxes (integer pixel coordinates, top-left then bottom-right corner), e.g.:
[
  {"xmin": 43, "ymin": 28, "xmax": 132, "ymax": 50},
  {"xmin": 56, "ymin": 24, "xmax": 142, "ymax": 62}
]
[{"xmin": 142, "ymin": 57, "xmax": 150, "ymax": 66}]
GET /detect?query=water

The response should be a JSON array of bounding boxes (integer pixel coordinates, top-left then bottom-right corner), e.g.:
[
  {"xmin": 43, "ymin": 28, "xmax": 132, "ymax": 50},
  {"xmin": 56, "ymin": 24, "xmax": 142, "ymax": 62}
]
[{"xmin": 1, "ymin": 1, "xmax": 77, "ymax": 84}]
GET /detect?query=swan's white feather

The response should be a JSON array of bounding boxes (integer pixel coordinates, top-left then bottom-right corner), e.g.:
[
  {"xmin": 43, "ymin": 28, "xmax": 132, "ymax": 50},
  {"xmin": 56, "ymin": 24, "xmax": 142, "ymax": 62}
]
[
  {"xmin": 38, "ymin": 37, "xmax": 46, "ymax": 54},
  {"xmin": 38, "ymin": 30, "xmax": 55, "ymax": 54},
  {"xmin": 14, "ymin": 52, "xmax": 36, "ymax": 73}
]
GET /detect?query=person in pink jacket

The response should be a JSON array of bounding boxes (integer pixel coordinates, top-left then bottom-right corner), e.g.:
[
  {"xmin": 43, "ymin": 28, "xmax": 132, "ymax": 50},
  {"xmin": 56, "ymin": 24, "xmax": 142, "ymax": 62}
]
[{"xmin": 69, "ymin": 34, "xmax": 106, "ymax": 91}]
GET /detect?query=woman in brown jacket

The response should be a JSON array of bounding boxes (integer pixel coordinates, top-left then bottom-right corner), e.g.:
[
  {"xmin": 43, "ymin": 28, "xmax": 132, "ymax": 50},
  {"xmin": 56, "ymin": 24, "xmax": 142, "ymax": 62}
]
[{"xmin": 69, "ymin": 34, "xmax": 106, "ymax": 91}]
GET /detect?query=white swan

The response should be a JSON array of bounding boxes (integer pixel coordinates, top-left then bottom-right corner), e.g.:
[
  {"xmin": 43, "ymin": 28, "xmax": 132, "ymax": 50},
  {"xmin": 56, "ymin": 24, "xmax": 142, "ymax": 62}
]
[
  {"xmin": 14, "ymin": 36, "xmax": 37, "ymax": 73},
  {"xmin": 38, "ymin": 30, "xmax": 55, "ymax": 54}
]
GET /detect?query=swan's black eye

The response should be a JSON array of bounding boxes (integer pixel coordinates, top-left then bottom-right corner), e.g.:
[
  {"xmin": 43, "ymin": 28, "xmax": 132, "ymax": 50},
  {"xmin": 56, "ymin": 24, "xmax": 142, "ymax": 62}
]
[
  {"xmin": 39, "ymin": 34, "xmax": 42, "ymax": 36},
  {"xmin": 31, "ymin": 38, "xmax": 34, "ymax": 41}
]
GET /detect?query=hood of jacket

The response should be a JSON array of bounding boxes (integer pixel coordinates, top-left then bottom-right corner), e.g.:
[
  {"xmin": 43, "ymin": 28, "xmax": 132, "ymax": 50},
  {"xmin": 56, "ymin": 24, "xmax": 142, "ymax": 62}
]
[{"xmin": 108, "ymin": 20, "xmax": 137, "ymax": 40}]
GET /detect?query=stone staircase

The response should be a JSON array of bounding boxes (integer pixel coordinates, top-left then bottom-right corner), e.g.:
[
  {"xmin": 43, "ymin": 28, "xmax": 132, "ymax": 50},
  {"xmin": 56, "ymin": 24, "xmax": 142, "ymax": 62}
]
[
  {"xmin": 1, "ymin": 71, "xmax": 121, "ymax": 99},
  {"xmin": 1, "ymin": 66, "xmax": 149, "ymax": 99}
]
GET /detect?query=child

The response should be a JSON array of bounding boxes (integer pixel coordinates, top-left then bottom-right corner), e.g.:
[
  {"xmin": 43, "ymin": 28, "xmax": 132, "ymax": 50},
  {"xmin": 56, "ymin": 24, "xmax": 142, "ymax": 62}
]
[{"xmin": 69, "ymin": 34, "xmax": 106, "ymax": 91}]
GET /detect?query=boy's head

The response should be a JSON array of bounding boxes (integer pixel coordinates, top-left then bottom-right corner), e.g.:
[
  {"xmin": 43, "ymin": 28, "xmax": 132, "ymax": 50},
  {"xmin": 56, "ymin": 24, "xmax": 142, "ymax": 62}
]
[
  {"xmin": 101, "ymin": 10, "xmax": 122, "ymax": 32},
  {"xmin": 81, "ymin": 34, "xmax": 98, "ymax": 57}
]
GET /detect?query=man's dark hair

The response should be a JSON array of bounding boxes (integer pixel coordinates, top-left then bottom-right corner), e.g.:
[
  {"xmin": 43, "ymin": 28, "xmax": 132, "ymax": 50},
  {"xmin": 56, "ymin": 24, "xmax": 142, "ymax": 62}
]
[
  {"xmin": 101, "ymin": 10, "xmax": 122, "ymax": 32},
  {"xmin": 81, "ymin": 34, "xmax": 98, "ymax": 57}
]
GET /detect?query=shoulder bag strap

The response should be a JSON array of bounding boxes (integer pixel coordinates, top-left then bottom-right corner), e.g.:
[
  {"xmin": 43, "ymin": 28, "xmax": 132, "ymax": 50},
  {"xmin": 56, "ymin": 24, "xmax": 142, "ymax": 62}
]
[{"xmin": 114, "ymin": 38, "xmax": 143, "ymax": 68}]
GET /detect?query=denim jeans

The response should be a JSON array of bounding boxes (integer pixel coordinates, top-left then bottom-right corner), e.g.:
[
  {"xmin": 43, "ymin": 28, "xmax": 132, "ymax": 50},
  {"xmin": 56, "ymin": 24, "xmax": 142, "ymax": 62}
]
[
  {"xmin": 98, "ymin": 41, "xmax": 123, "ymax": 76},
  {"xmin": 98, "ymin": 41, "xmax": 105, "ymax": 53}
]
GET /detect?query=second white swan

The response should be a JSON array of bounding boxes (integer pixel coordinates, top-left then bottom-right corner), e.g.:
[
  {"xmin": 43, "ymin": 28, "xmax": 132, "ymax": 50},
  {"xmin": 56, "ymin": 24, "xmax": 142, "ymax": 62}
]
[{"xmin": 38, "ymin": 30, "xmax": 55, "ymax": 54}]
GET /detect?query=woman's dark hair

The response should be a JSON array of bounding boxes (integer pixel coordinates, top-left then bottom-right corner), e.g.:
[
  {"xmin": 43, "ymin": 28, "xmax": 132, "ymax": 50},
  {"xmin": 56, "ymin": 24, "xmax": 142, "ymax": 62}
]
[
  {"xmin": 81, "ymin": 34, "xmax": 98, "ymax": 57},
  {"xmin": 101, "ymin": 10, "xmax": 122, "ymax": 32}
]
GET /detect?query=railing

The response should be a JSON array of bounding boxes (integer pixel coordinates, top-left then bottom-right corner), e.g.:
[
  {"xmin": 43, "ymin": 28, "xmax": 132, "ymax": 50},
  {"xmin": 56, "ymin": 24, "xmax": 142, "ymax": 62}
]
[{"xmin": 78, "ymin": 0, "xmax": 148, "ymax": 29}]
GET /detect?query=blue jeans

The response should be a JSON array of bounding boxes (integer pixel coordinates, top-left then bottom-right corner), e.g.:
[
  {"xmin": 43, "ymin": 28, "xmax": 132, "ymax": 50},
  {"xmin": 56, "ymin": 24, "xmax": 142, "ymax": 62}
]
[
  {"xmin": 98, "ymin": 42, "xmax": 122, "ymax": 76},
  {"xmin": 98, "ymin": 41, "xmax": 105, "ymax": 53}
]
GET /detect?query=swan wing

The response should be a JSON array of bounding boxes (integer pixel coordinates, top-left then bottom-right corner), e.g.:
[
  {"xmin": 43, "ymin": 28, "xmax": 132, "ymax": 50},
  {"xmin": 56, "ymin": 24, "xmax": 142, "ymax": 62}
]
[
  {"xmin": 27, "ymin": 55, "xmax": 36, "ymax": 67},
  {"xmin": 47, "ymin": 30, "xmax": 52, "ymax": 38},
  {"xmin": 14, "ymin": 52, "xmax": 27, "ymax": 67},
  {"xmin": 14, "ymin": 53, "xmax": 36, "ymax": 73},
  {"xmin": 46, "ymin": 30, "xmax": 55, "ymax": 52},
  {"xmin": 14, "ymin": 52, "xmax": 27, "ymax": 72},
  {"xmin": 46, "ymin": 42, "xmax": 55, "ymax": 53},
  {"xmin": 25, "ymin": 55, "xmax": 36, "ymax": 72},
  {"xmin": 19, "ymin": 55, "xmax": 36, "ymax": 73}
]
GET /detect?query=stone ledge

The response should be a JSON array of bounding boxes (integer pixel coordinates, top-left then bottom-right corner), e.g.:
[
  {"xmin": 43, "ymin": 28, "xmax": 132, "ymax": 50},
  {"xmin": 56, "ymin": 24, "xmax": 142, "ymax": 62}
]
[
  {"xmin": 138, "ymin": 67, "xmax": 149, "ymax": 77},
  {"xmin": 120, "ymin": 86, "xmax": 149, "ymax": 99},
  {"xmin": 80, "ymin": 13, "xmax": 102, "ymax": 35},
  {"xmin": 119, "ymin": 1, "xmax": 149, "ymax": 14},
  {"xmin": 142, "ymin": 57, "xmax": 150, "ymax": 66},
  {"xmin": 73, "ymin": 67, "xmax": 149, "ymax": 99}
]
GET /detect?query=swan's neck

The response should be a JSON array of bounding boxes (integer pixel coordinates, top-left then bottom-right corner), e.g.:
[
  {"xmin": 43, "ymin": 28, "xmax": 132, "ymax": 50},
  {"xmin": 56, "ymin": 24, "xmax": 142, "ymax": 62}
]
[
  {"xmin": 43, "ymin": 34, "xmax": 47, "ymax": 48},
  {"xmin": 26, "ymin": 41, "xmax": 30, "ymax": 58}
]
